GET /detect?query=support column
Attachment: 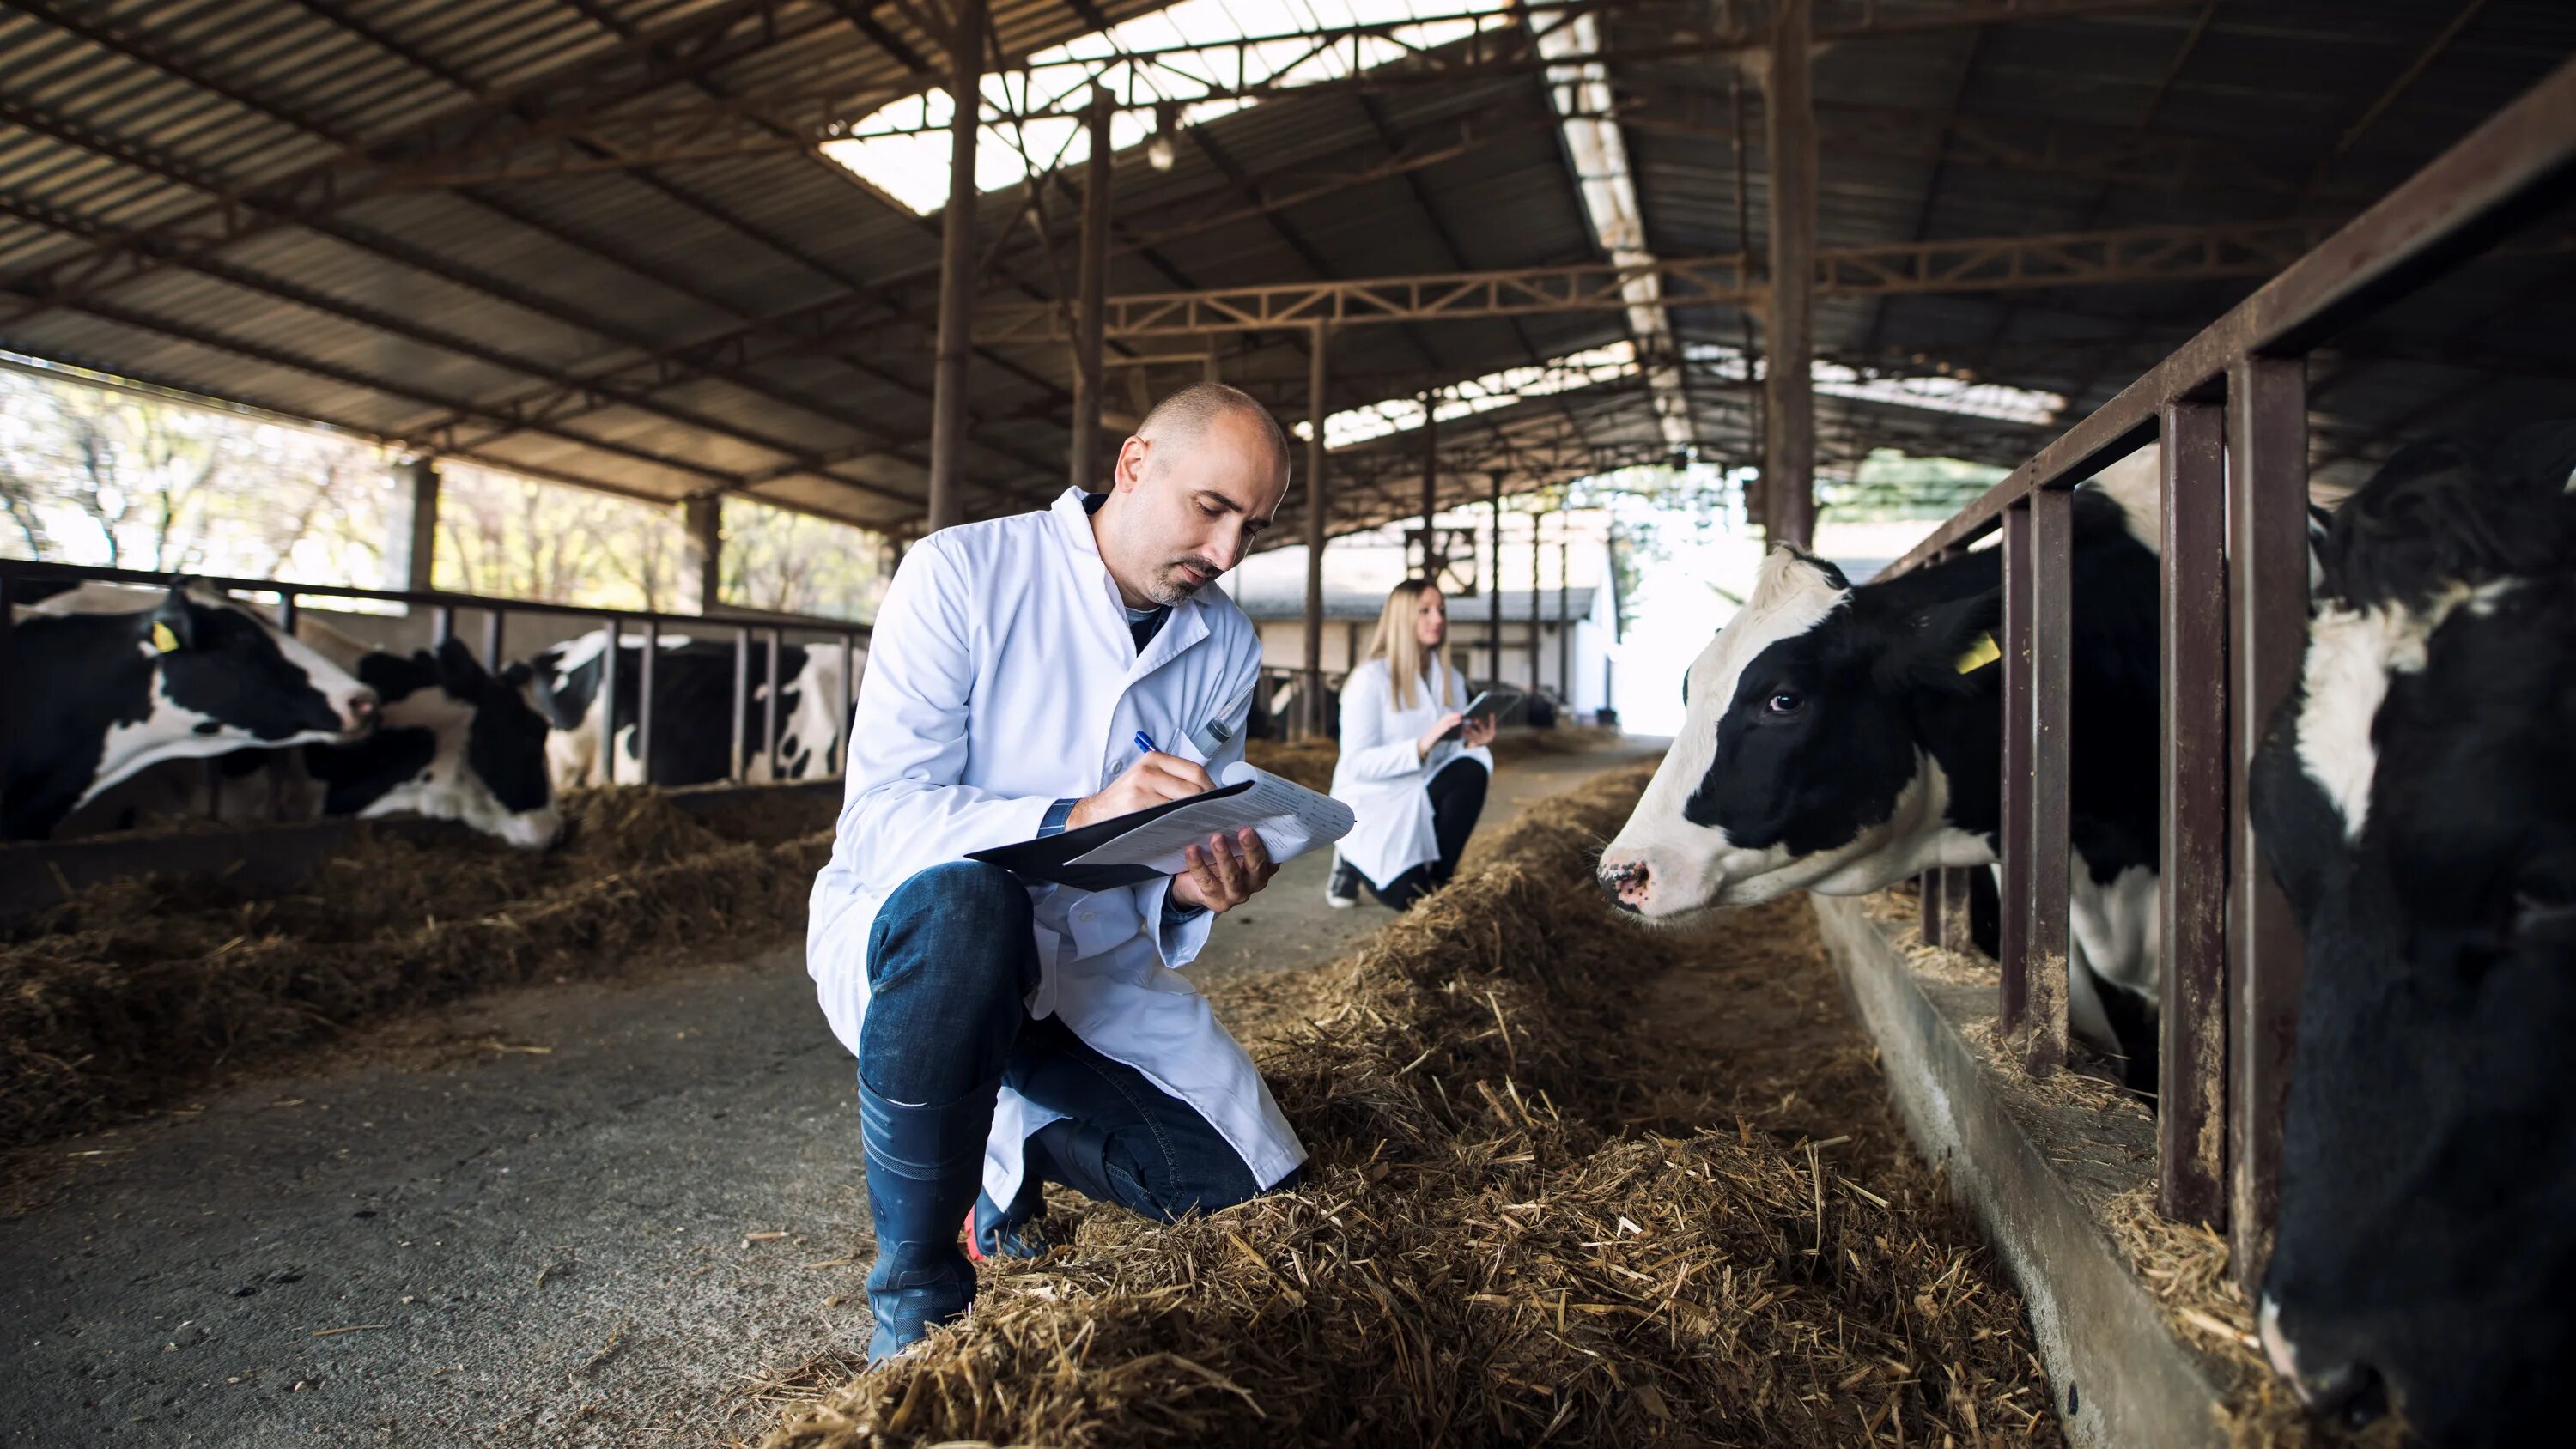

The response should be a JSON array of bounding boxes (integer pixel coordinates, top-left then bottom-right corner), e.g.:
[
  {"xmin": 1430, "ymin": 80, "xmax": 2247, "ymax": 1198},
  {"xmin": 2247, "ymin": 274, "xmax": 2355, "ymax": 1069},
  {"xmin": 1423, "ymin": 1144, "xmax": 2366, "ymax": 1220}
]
[
  {"xmin": 1302, "ymin": 324, "xmax": 1329, "ymax": 738},
  {"xmin": 1762, "ymin": 0, "xmax": 1818, "ymax": 548},
  {"xmin": 1068, "ymin": 86, "xmax": 1113, "ymax": 492},
  {"xmin": 1528, "ymin": 507, "xmax": 1544, "ymax": 700},
  {"xmin": 1419, "ymin": 395, "xmax": 1438, "ymax": 578},
  {"xmin": 1487, "ymin": 473, "xmax": 1504, "ymax": 686},
  {"xmin": 926, "ymin": 0, "xmax": 987, "ymax": 532},
  {"xmin": 1558, "ymin": 529, "xmax": 1571, "ymax": 706},
  {"xmin": 387, "ymin": 456, "xmax": 440, "ymax": 593},
  {"xmin": 679, "ymin": 496, "xmax": 721, "ymax": 615}
]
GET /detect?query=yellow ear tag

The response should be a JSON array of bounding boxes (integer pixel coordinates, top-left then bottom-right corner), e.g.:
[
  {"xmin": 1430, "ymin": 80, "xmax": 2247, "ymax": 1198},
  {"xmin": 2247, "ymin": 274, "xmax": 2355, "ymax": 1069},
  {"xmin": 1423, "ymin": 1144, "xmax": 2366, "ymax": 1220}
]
[
  {"xmin": 151, "ymin": 621, "xmax": 180, "ymax": 654},
  {"xmin": 1954, "ymin": 631, "xmax": 2001, "ymax": 675}
]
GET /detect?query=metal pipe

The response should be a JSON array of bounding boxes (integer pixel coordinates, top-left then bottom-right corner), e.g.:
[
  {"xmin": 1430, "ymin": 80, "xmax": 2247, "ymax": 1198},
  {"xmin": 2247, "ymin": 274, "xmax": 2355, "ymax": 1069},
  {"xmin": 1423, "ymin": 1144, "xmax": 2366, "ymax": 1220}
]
[
  {"xmin": 1557, "ymin": 531, "xmax": 1571, "ymax": 706},
  {"xmin": 432, "ymin": 603, "xmax": 454, "ymax": 646},
  {"xmin": 276, "ymin": 591, "xmax": 297, "ymax": 635},
  {"xmin": 596, "ymin": 614, "xmax": 619, "ymax": 788},
  {"xmin": 1419, "ymin": 393, "xmax": 1437, "ymax": 577},
  {"xmin": 926, "ymin": 0, "xmax": 987, "ymax": 531},
  {"xmin": 731, "ymin": 626, "xmax": 751, "ymax": 784},
  {"xmin": 2227, "ymin": 355, "xmax": 2312, "ymax": 1285},
  {"xmin": 1528, "ymin": 508, "xmax": 1543, "ymax": 700},
  {"xmin": 637, "ymin": 615, "xmax": 659, "ymax": 787},
  {"xmin": 1487, "ymin": 473, "xmax": 1504, "ymax": 685},
  {"xmin": 2025, "ymin": 483, "xmax": 2073, "ymax": 1076},
  {"xmin": 1069, "ymin": 86, "xmax": 1114, "ymax": 492},
  {"xmin": 1999, "ymin": 502, "xmax": 2033, "ymax": 1036},
  {"xmin": 1302, "ymin": 324, "xmax": 1328, "ymax": 737},
  {"xmin": 1763, "ymin": 0, "xmax": 1819, "ymax": 547},
  {"xmin": 839, "ymin": 633, "xmax": 859, "ymax": 776},
  {"xmin": 481, "ymin": 609, "xmax": 503, "ymax": 670},
  {"xmin": 764, "ymin": 629, "xmax": 783, "ymax": 780},
  {"xmin": 2159, "ymin": 402, "xmax": 2228, "ymax": 1227}
]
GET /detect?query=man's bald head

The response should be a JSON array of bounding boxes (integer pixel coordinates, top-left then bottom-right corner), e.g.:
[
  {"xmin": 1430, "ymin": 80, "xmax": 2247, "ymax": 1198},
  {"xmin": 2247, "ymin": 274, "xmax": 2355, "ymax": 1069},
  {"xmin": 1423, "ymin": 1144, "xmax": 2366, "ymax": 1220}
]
[
  {"xmin": 1134, "ymin": 382, "xmax": 1291, "ymax": 483},
  {"xmin": 1095, "ymin": 382, "xmax": 1293, "ymax": 608}
]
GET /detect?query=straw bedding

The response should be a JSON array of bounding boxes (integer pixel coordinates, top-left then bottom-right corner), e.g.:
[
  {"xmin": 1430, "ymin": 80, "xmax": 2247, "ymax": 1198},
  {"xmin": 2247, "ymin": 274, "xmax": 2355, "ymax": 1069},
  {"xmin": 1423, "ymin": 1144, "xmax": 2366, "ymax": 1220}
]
[
  {"xmin": 0, "ymin": 789, "xmax": 830, "ymax": 1153},
  {"xmin": 761, "ymin": 766, "xmax": 2057, "ymax": 1447}
]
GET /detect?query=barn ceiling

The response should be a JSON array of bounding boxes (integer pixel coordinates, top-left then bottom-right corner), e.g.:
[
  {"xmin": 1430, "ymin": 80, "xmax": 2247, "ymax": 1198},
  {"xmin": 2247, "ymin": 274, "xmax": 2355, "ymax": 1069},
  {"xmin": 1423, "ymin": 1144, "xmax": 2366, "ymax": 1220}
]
[{"xmin": 1, "ymin": 0, "xmax": 2569, "ymax": 543}]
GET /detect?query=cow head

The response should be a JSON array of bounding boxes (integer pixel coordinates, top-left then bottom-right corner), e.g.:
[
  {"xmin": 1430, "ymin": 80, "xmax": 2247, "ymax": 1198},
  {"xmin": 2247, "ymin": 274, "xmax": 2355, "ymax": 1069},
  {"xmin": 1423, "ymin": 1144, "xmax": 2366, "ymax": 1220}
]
[
  {"xmin": 1596, "ymin": 546, "xmax": 2000, "ymax": 924},
  {"xmin": 2252, "ymin": 430, "xmax": 2576, "ymax": 1441},
  {"xmin": 321, "ymin": 638, "xmax": 562, "ymax": 849},
  {"xmin": 150, "ymin": 580, "xmax": 380, "ymax": 741}
]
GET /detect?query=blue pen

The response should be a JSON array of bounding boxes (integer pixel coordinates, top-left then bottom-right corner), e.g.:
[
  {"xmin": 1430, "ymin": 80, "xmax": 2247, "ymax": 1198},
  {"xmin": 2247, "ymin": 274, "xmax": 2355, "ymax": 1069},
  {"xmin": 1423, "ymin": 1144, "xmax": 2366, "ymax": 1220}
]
[{"xmin": 1133, "ymin": 730, "xmax": 1157, "ymax": 757}]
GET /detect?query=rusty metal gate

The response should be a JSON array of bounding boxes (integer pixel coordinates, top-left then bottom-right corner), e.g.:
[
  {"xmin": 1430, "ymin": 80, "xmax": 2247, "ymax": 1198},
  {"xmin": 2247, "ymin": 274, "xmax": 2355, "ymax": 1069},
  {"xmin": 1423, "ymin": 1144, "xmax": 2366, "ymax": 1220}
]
[{"xmin": 1897, "ymin": 57, "xmax": 2576, "ymax": 1287}]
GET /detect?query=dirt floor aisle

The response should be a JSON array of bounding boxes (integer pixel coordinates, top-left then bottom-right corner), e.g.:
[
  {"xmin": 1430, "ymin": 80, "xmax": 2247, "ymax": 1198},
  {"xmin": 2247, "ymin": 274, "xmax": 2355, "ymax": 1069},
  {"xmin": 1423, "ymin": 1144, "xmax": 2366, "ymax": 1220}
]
[{"xmin": 0, "ymin": 742, "xmax": 1663, "ymax": 1448}]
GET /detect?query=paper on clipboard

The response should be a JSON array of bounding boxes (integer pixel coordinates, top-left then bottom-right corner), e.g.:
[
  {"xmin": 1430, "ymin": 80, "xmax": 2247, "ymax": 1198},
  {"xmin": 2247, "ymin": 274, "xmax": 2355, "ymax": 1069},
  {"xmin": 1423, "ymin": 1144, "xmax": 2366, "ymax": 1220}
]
[{"xmin": 1066, "ymin": 761, "xmax": 1352, "ymax": 874}]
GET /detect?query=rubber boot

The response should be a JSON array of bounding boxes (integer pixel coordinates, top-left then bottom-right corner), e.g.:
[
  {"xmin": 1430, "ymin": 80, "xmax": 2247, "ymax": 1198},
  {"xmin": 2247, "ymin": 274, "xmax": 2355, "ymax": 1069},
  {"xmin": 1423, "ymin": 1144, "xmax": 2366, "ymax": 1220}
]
[
  {"xmin": 859, "ymin": 1080, "xmax": 996, "ymax": 1365},
  {"xmin": 963, "ymin": 1177, "xmax": 1048, "ymax": 1262}
]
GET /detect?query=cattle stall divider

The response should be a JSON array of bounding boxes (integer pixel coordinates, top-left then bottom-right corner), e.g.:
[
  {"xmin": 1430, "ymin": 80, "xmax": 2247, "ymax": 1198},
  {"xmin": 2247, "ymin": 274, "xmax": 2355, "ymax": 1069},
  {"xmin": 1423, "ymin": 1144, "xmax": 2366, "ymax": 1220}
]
[
  {"xmin": 1891, "ymin": 56, "xmax": 2576, "ymax": 1288},
  {"xmin": 0, "ymin": 561, "xmax": 870, "ymax": 792}
]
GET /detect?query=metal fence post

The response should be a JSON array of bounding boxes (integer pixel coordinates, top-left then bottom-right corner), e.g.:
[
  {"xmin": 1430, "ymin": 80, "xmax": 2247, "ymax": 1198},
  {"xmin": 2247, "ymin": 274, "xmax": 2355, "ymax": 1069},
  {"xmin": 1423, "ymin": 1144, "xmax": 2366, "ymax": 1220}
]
[
  {"xmin": 2026, "ymin": 483, "xmax": 2074, "ymax": 1076},
  {"xmin": 2227, "ymin": 354, "xmax": 2312, "ymax": 1287},
  {"xmin": 637, "ymin": 616, "xmax": 659, "ymax": 787},
  {"xmin": 2160, "ymin": 403, "xmax": 2229, "ymax": 1226},
  {"xmin": 482, "ymin": 609, "xmax": 503, "ymax": 671},
  {"xmin": 596, "ymin": 615, "xmax": 619, "ymax": 788},
  {"xmin": 1999, "ymin": 500, "xmax": 2034, "ymax": 1037},
  {"xmin": 731, "ymin": 626, "xmax": 751, "ymax": 784},
  {"xmin": 764, "ymin": 628, "xmax": 782, "ymax": 780}
]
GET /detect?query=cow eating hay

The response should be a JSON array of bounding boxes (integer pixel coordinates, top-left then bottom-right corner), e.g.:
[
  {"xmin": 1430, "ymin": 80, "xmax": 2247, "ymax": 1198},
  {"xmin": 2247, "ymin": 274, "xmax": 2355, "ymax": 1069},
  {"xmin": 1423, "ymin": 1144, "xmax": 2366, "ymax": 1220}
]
[{"xmin": 760, "ymin": 766, "xmax": 2057, "ymax": 1448}]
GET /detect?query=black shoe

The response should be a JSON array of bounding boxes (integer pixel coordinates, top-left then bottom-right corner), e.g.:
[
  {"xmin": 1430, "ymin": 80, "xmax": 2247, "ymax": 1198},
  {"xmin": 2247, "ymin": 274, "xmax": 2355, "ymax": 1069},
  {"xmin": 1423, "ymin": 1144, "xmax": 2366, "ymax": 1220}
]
[{"xmin": 1326, "ymin": 852, "xmax": 1362, "ymax": 909}]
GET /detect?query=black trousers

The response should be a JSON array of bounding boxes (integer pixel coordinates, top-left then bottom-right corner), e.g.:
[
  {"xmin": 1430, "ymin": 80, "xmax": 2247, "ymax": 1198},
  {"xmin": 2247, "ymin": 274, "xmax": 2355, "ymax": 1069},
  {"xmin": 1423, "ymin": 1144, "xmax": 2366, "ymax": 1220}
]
[{"xmin": 1366, "ymin": 758, "xmax": 1490, "ymax": 912}]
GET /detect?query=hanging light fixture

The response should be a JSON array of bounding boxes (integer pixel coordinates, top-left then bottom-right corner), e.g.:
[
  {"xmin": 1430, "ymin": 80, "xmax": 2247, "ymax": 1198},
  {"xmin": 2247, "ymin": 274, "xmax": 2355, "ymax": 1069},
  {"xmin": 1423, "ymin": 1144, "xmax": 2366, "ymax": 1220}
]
[{"xmin": 1145, "ymin": 101, "xmax": 1178, "ymax": 171}]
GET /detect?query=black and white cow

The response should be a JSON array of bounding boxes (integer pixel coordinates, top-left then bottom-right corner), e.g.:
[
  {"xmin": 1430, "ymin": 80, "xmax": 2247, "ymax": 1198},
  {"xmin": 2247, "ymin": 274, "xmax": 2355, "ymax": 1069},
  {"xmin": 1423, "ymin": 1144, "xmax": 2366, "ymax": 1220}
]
[
  {"xmin": 50, "ymin": 616, "xmax": 563, "ymax": 849},
  {"xmin": 5, "ymin": 580, "xmax": 380, "ymax": 840},
  {"xmin": 2249, "ymin": 426, "xmax": 2576, "ymax": 1441},
  {"xmin": 1596, "ymin": 452, "xmax": 2166, "ymax": 1086},
  {"xmin": 527, "ymin": 629, "xmax": 858, "ymax": 789}
]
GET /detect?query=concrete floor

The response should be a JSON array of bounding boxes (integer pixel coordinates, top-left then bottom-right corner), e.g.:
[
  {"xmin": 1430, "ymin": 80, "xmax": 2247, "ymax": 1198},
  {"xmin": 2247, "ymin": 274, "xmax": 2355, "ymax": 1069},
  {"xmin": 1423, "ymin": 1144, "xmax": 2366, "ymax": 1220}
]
[{"xmin": 0, "ymin": 743, "xmax": 1660, "ymax": 1448}]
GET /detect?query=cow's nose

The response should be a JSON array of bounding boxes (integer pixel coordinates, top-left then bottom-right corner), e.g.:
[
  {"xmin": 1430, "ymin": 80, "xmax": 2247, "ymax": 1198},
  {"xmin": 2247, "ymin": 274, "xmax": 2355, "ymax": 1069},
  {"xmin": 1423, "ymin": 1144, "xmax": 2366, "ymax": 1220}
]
[
  {"xmin": 2294, "ymin": 1361, "xmax": 2388, "ymax": 1428},
  {"xmin": 1596, "ymin": 858, "xmax": 1649, "ymax": 913},
  {"xmin": 342, "ymin": 689, "xmax": 380, "ymax": 732}
]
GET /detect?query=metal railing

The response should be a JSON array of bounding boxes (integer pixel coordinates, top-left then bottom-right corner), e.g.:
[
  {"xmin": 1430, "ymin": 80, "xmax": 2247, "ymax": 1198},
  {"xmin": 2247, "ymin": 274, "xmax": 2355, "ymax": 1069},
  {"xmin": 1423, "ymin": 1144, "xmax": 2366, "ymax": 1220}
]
[
  {"xmin": 0, "ymin": 561, "xmax": 870, "ymax": 789},
  {"xmin": 1894, "ymin": 57, "xmax": 2576, "ymax": 1288}
]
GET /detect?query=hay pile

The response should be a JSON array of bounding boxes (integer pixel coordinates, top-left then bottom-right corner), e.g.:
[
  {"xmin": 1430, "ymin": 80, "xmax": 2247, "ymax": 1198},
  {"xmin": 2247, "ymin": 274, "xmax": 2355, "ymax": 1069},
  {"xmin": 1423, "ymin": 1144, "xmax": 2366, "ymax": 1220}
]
[
  {"xmin": 0, "ymin": 788, "xmax": 829, "ymax": 1151},
  {"xmin": 762, "ymin": 767, "xmax": 2056, "ymax": 1447},
  {"xmin": 1242, "ymin": 738, "xmax": 1340, "ymax": 792}
]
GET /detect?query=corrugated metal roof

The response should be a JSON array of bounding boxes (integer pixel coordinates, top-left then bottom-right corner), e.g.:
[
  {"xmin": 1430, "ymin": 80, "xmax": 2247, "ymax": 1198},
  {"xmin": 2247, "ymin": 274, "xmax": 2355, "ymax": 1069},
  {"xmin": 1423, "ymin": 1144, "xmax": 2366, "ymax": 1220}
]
[{"xmin": 1, "ymin": 0, "xmax": 2567, "ymax": 543}]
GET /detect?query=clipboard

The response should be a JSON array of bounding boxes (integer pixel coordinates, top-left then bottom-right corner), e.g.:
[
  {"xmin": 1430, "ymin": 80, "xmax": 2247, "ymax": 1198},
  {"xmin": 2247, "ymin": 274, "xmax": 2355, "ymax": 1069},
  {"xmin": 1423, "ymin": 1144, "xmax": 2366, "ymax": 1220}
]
[{"xmin": 966, "ymin": 779, "xmax": 1260, "ymax": 891}]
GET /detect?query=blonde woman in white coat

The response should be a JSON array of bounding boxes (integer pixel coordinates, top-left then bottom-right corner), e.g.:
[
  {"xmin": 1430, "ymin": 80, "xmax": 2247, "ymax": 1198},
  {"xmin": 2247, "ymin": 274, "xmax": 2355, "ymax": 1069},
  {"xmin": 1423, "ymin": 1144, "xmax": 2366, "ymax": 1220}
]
[{"xmin": 1326, "ymin": 579, "xmax": 1498, "ymax": 911}]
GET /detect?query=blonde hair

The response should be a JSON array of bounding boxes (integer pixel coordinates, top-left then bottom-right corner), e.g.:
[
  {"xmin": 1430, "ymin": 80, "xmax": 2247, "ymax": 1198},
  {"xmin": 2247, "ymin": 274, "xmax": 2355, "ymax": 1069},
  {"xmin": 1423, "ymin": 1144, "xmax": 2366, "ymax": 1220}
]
[{"xmin": 1364, "ymin": 579, "xmax": 1456, "ymax": 712}]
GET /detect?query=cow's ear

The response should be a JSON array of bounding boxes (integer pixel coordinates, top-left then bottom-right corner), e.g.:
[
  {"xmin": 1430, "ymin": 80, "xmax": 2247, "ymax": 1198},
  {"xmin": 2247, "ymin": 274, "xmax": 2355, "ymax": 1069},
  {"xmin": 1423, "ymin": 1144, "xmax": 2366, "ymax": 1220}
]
[
  {"xmin": 1873, "ymin": 591, "xmax": 2002, "ymax": 694},
  {"xmin": 432, "ymin": 635, "xmax": 485, "ymax": 684},
  {"xmin": 150, "ymin": 587, "xmax": 196, "ymax": 653},
  {"xmin": 501, "ymin": 661, "xmax": 534, "ymax": 688}
]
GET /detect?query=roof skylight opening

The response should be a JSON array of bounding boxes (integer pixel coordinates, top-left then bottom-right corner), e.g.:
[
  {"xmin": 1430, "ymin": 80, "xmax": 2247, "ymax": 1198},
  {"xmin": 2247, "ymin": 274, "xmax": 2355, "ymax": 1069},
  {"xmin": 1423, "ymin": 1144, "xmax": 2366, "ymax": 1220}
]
[
  {"xmin": 1293, "ymin": 342, "xmax": 1641, "ymax": 450},
  {"xmin": 825, "ymin": 0, "xmax": 1517, "ymax": 215}
]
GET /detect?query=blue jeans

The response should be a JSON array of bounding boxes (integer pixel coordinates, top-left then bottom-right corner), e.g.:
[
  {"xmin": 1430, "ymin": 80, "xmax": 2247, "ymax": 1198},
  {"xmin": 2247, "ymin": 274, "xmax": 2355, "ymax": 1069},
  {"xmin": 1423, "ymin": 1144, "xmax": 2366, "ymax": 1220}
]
[{"xmin": 860, "ymin": 860, "xmax": 1286, "ymax": 1222}]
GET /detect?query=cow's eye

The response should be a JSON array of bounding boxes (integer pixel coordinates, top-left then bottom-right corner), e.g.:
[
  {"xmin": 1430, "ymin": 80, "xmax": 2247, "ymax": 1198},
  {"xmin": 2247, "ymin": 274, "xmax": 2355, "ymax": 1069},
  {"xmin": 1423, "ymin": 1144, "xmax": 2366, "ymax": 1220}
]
[{"xmin": 1766, "ymin": 690, "xmax": 1804, "ymax": 715}]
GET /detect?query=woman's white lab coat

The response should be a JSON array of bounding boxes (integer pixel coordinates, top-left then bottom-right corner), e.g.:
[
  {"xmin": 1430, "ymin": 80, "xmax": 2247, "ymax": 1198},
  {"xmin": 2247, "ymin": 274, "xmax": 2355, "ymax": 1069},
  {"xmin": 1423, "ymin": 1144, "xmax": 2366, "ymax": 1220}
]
[
  {"xmin": 1329, "ymin": 656, "xmax": 1495, "ymax": 888},
  {"xmin": 806, "ymin": 488, "xmax": 1306, "ymax": 1207}
]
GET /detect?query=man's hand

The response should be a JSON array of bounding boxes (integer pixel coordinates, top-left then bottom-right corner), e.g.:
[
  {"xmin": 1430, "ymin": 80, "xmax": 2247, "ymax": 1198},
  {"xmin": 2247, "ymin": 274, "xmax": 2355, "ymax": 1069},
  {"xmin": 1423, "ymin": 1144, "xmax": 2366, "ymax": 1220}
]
[
  {"xmin": 1067, "ymin": 751, "xmax": 1213, "ymax": 829},
  {"xmin": 1170, "ymin": 828, "xmax": 1276, "ymax": 914},
  {"xmin": 1461, "ymin": 714, "xmax": 1498, "ymax": 749},
  {"xmin": 1416, "ymin": 712, "xmax": 1465, "ymax": 760}
]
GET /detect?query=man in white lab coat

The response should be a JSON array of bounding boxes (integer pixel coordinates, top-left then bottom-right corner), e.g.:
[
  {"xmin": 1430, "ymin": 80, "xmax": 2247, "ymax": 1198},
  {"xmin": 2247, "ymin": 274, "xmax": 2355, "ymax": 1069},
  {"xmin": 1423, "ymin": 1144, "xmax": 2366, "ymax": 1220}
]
[{"xmin": 808, "ymin": 383, "xmax": 1307, "ymax": 1363}]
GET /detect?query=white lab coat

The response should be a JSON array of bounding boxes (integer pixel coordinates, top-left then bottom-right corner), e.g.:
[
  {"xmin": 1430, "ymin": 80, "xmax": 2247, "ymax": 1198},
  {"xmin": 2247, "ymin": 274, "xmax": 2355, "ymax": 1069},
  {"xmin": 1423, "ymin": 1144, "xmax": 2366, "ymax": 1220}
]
[
  {"xmin": 1328, "ymin": 656, "xmax": 1496, "ymax": 888},
  {"xmin": 807, "ymin": 488, "xmax": 1306, "ymax": 1207}
]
